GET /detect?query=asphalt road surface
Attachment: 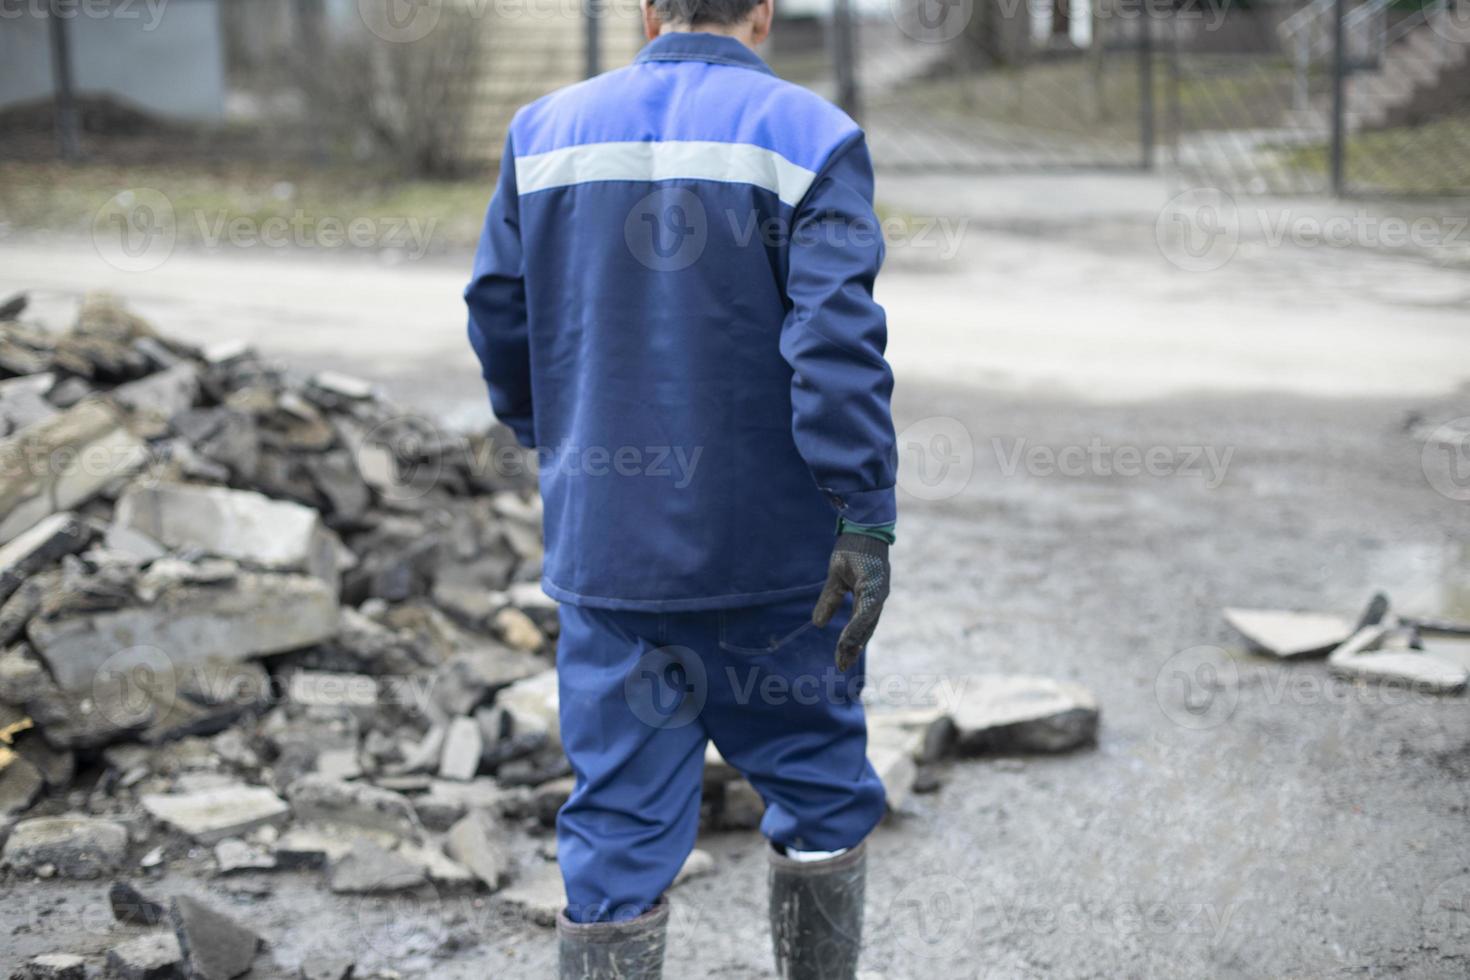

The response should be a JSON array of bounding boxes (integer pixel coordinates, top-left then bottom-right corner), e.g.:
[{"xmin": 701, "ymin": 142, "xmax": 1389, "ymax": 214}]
[{"xmin": 3, "ymin": 172, "xmax": 1468, "ymax": 978}]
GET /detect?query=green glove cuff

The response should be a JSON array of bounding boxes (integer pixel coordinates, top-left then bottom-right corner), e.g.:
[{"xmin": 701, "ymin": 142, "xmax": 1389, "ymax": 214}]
[{"xmin": 836, "ymin": 516, "xmax": 896, "ymax": 545}]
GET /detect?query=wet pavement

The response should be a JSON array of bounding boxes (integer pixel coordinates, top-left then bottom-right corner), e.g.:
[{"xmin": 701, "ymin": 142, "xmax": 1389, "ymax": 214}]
[{"xmin": 3, "ymin": 171, "xmax": 1468, "ymax": 978}]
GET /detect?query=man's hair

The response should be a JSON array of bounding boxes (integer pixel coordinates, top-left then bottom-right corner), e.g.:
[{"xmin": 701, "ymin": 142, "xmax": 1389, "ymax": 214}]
[{"xmin": 652, "ymin": 0, "xmax": 761, "ymax": 25}]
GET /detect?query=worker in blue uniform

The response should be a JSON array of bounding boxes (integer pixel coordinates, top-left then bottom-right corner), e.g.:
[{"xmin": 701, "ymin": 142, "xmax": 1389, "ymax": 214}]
[{"xmin": 465, "ymin": 0, "xmax": 897, "ymax": 973}]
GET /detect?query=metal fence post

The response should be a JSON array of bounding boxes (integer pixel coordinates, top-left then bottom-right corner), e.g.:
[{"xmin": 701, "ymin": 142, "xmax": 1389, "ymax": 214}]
[
  {"xmin": 832, "ymin": 0, "xmax": 861, "ymax": 121},
  {"xmin": 1329, "ymin": 0, "xmax": 1347, "ymax": 196},
  {"xmin": 1138, "ymin": 12, "xmax": 1154, "ymax": 170},
  {"xmin": 47, "ymin": 0, "xmax": 80, "ymax": 162},
  {"xmin": 585, "ymin": 0, "xmax": 602, "ymax": 79},
  {"xmin": 1167, "ymin": 6, "xmax": 1181, "ymax": 177}
]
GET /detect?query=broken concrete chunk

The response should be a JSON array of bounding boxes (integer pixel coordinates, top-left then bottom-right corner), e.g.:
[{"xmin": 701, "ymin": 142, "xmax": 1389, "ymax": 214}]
[
  {"xmin": 140, "ymin": 784, "xmax": 290, "ymax": 844},
  {"xmin": 299, "ymin": 951, "xmax": 356, "ymax": 980},
  {"xmin": 271, "ymin": 824, "xmax": 361, "ymax": 869},
  {"xmin": 439, "ymin": 716, "xmax": 483, "ymax": 782},
  {"xmin": 110, "ymin": 880, "xmax": 167, "ymax": 926},
  {"xmin": 431, "ymin": 645, "xmax": 545, "ymax": 718},
  {"xmin": 288, "ymin": 671, "xmax": 379, "ymax": 710},
  {"xmin": 328, "ymin": 838, "xmax": 427, "ymax": 894},
  {"xmin": 672, "ymin": 849, "xmax": 715, "ymax": 888},
  {"xmin": 11, "ymin": 953, "xmax": 86, "ymax": 980},
  {"xmin": 868, "ymin": 707, "xmax": 955, "ymax": 764},
  {"xmin": 494, "ymin": 669, "xmax": 560, "ymax": 745},
  {"xmin": 445, "ymin": 809, "xmax": 512, "ymax": 892},
  {"xmin": 0, "ymin": 399, "xmax": 147, "ymax": 545},
  {"xmin": 0, "ymin": 372, "xmax": 59, "ymax": 433},
  {"xmin": 0, "ymin": 572, "xmax": 57, "ymax": 646},
  {"xmin": 202, "ymin": 338, "xmax": 251, "ymax": 365},
  {"xmin": 0, "ymin": 752, "xmax": 44, "ymax": 817},
  {"xmin": 412, "ymin": 778, "xmax": 522, "ymax": 831},
  {"xmin": 950, "ymin": 675, "xmax": 1100, "ymax": 754},
  {"xmin": 869, "ymin": 745, "xmax": 919, "ymax": 813},
  {"xmin": 1224, "ymin": 608, "xmax": 1356, "ymax": 659},
  {"xmin": 531, "ymin": 774, "xmax": 574, "ymax": 827},
  {"xmin": 304, "ymin": 452, "xmax": 371, "ymax": 522},
  {"xmin": 717, "ymin": 779, "xmax": 765, "ymax": 831},
  {"xmin": 0, "ymin": 512, "xmax": 91, "ymax": 606},
  {"xmin": 310, "ymin": 371, "xmax": 375, "ymax": 401},
  {"xmin": 313, "ymin": 747, "xmax": 362, "ymax": 782},
  {"xmin": 396, "ymin": 838, "xmax": 476, "ymax": 889},
  {"xmin": 1328, "ymin": 650, "xmax": 1469, "ymax": 693},
  {"xmin": 1422, "ymin": 637, "xmax": 1470, "ymax": 671},
  {"xmin": 111, "ymin": 362, "xmax": 200, "ymax": 421},
  {"xmin": 493, "ymin": 606, "xmax": 544, "ymax": 652},
  {"xmin": 1329, "ymin": 623, "xmax": 1393, "ymax": 662},
  {"xmin": 286, "ymin": 775, "xmax": 420, "ymax": 839},
  {"xmin": 29, "ymin": 572, "xmax": 340, "ymax": 690},
  {"xmin": 1, "ymin": 815, "xmax": 129, "ymax": 878},
  {"xmin": 214, "ymin": 837, "xmax": 277, "ymax": 873},
  {"xmin": 113, "ymin": 483, "xmax": 343, "ymax": 586},
  {"xmin": 13, "ymin": 730, "xmax": 75, "ymax": 788},
  {"xmin": 170, "ymin": 895, "xmax": 261, "ymax": 980},
  {"xmin": 496, "ymin": 859, "xmax": 562, "ymax": 927},
  {"xmin": 106, "ymin": 931, "xmax": 183, "ymax": 980}
]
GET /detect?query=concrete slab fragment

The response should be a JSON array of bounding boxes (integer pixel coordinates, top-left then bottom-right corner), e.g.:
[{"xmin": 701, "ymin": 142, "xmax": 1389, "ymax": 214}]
[
  {"xmin": 2, "ymin": 815, "xmax": 129, "ymax": 878},
  {"xmin": 1328, "ymin": 650, "xmax": 1468, "ymax": 693},
  {"xmin": 1225, "ymin": 608, "xmax": 1355, "ymax": 659},
  {"xmin": 497, "ymin": 859, "xmax": 563, "ymax": 928},
  {"xmin": 951, "ymin": 675, "xmax": 1100, "ymax": 754},
  {"xmin": 141, "ymin": 784, "xmax": 290, "ymax": 844},
  {"xmin": 113, "ymin": 482, "xmax": 342, "ymax": 586},
  {"xmin": 0, "ymin": 400, "xmax": 147, "ymax": 545},
  {"xmin": 29, "ymin": 572, "xmax": 339, "ymax": 690}
]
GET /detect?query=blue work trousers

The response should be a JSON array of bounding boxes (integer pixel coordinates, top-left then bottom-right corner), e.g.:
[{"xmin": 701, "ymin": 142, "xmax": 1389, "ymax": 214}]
[{"xmin": 555, "ymin": 594, "xmax": 886, "ymax": 923}]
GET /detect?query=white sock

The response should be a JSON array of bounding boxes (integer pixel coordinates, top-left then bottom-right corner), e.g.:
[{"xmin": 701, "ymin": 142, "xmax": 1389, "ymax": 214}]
[{"xmin": 784, "ymin": 846, "xmax": 848, "ymax": 863}]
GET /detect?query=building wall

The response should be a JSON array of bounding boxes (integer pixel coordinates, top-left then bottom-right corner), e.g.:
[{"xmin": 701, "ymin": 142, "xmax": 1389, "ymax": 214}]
[
  {"xmin": 461, "ymin": 4, "xmax": 646, "ymax": 163},
  {"xmin": 0, "ymin": 0, "xmax": 227, "ymax": 121}
]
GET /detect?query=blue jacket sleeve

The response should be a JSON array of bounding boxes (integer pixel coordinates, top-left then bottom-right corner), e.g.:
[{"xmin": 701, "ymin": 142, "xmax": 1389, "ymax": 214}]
[
  {"xmin": 779, "ymin": 132, "xmax": 898, "ymax": 527},
  {"xmin": 465, "ymin": 133, "xmax": 534, "ymax": 448}
]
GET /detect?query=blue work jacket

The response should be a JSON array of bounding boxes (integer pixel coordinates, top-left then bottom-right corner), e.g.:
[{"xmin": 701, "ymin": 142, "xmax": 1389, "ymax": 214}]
[{"xmin": 465, "ymin": 31, "xmax": 897, "ymax": 611}]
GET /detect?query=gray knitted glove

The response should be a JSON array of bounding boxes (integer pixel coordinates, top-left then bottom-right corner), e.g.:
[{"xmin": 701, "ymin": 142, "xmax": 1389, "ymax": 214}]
[{"xmin": 812, "ymin": 533, "xmax": 891, "ymax": 671}]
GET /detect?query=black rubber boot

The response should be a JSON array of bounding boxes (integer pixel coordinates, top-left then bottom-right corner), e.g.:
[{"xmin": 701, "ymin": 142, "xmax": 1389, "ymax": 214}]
[
  {"xmin": 768, "ymin": 841, "xmax": 866, "ymax": 980},
  {"xmin": 557, "ymin": 899, "xmax": 669, "ymax": 980}
]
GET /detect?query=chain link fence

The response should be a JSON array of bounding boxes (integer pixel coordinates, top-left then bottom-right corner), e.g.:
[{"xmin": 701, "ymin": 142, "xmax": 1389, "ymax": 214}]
[
  {"xmin": 9, "ymin": 0, "xmax": 1468, "ymax": 195},
  {"xmin": 773, "ymin": 0, "xmax": 1470, "ymax": 195},
  {"xmin": 765, "ymin": 0, "xmax": 1154, "ymax": 172},
  {"xmin": 1166, "ymin": 0, "xmax": 1470, "ymax": 195}
]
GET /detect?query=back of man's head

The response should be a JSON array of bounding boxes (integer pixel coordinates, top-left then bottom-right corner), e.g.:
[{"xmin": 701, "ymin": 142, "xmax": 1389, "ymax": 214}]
[{"xmin": 651, "ymin": 0, "xmax": 761, "ymax": 27}]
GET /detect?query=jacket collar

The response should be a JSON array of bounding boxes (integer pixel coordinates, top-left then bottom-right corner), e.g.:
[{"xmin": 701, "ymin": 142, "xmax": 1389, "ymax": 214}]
[{"xmin": 635, "ymin": 31, "xmax": 775, "ymax": 76}]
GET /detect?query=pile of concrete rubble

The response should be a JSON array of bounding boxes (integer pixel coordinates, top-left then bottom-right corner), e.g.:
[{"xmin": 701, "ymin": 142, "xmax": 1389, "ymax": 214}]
[{"xmin": 0, "ymin": 294, "xmax": 1100, "ymax": 980}]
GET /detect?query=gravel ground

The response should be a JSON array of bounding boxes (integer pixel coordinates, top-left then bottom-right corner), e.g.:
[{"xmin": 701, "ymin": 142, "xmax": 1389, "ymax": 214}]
[{"xmin": 2, "ymin": 172, "xmax": 1468, "ymax": 978}]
